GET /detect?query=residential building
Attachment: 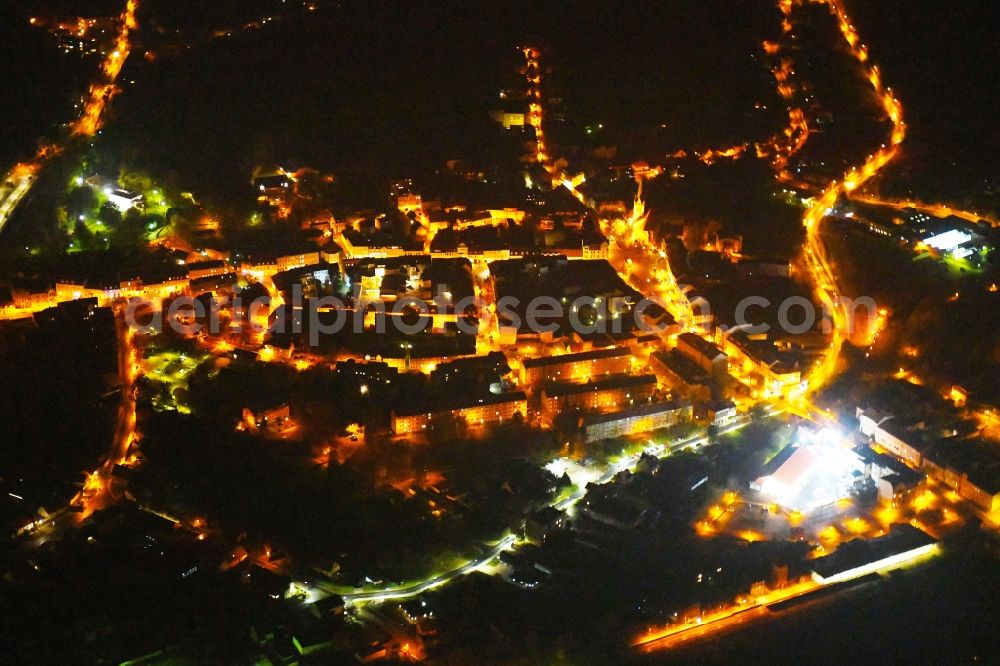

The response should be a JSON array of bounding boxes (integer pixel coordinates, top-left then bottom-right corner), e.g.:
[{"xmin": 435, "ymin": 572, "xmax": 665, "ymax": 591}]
[
  {"xmin": 242, "ymin": 404, "xmax": 292, "ymax": 433},
  {"xmin": 396, "ymin": 194, "xmax": 423, "ymax": 215},
  {"xmin": 706, "ymin": 399, "xmax": 738, "ymax": 427},
  {"xmin": 651, "ymin": 349, "xmax": 712, "ymax": 388},
  {"xmin": 581, "ymin": 401, "xmax": 692, "ymax": 443},
  {"xmin": 490, "ymin": 110, "xmax": 526, "ymax": 128},
  {"xmin": 107, "ymin": 188, "xmax": 144, "ymax": 211},
  {"xmin": 521, "ymin": 346, "xmax": 631, "ymax": 387},
  {"xmin": 277, "ymin": 251, "xmax": 321, "ymax": 273},
  {"xmin": 391, "ymin": 391, "xmax": 527, "ymax": 435},
  {"xmin": 253, "ymin": 172, "xmax": 293, "ymax": 205},
  {"xmin": 856, "ymin": 407, "xmax": 1000, "ymax": 514},
  {"xmin": 539, "ymin": 374, "xmax": 656, "ymax": 417},
  {"xmin": 675, "ymin": 332, "xmax": 727, "ymax": 377},
  {"xmin": 187, "ymin": 259, "xmax": 230, "ymax": 281},
  {"xmin": 582, "ymin": 240, "xmax": 610, "ymax": 260},
  {"xmin": 856, "ymin": 408, "xmax": 925, "ymax": 469},
  {"xmin": 525, "ymin": 507, "xmax": 566, "ymax": 543},
  {"xmin": 855, "ymin": 445, "xmax": 924, "ymax": 503},
  {"xmin": 719, "ymin": 326, "xmax": 801, "ymax": 395}
]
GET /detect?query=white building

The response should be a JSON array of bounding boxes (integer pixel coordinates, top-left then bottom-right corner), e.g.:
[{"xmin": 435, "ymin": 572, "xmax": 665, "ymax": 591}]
[{"xmin": 107, "ymin": 188, "xmax": 144, "ymax": 211}]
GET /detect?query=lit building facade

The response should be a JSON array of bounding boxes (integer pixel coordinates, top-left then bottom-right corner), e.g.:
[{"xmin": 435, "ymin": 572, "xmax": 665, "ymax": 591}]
[
  {"xmin": 276, "ymin": 251, "xmax": 321, "ymax": 273},
  {"xmin": 391, "ymin": 391, "xmax": 527, "ymax": 435},
  {"xmin": 675, "ymin": 332, "xmax": 727, "ymax": 376},
  {"xmin": 522, "ymin": 347, "xmax": 631, "ymax": 387},
  {"xmin": 857, "ymin": 407, "xmax": 1000, "ymax": 515},
  {"xmin": 857, "ymin": 409, "xmax": 924, "ymax": 469},
  {"xmin": 582, "ymin": 241, "xmax": 610, "ymax": 260},
  {"xmin": 582, "ymin": 401, "xmax": 691, "ymax": 443},
  {"xmin": 719, "ymin": 327, "xmax": 801, "ymax": 395},
  {"xmin": 539, "ymin": 374, "xmax": 656, "ymax": 417}
]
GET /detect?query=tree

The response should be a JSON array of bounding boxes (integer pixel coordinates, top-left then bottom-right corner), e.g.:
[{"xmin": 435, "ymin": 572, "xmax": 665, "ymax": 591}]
[
  {"xmin": 72, "ymin": 219, "xmax": 95, "ymax": 249},
  {"xmin": 66, "ymin": 186, "xmax": 98, "ymax": 221},
  {"xmin": 118, "ymin": 169, "xmax": 155, "ymax": 196},
  {"xmin": 294, "ymin": 169, "xmax": 326, "ymax": 201},
  {"xmin": 427, "ymin": 413, "xmax": 468, "ymax": 443},
  {"xmin": 749, "ymin": 402, "xmax": 769, "ymax": 422},
  {"xmin": 111, "ymin": 208, "xmax": 147, "ymax": 248},
  {"xmin": 166, "ymin": 208, "xmax": 199, "ymax": 245},
  {"xmin": 98, "ymin": 202, "xmax": 123, "ymax": 228}
]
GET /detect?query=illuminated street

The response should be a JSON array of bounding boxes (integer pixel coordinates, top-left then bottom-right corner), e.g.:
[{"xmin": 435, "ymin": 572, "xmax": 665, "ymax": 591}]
[
  {"xmin": 0, "ymin": 165, "xmax": 36, "ymax": 236},
  {"xmin": 0, "ymin": 0, "xmax": 997, "ymax": 662},
  {"xmin": 0, "ymin": 0, "xmax": 139, "ymax": 241}
]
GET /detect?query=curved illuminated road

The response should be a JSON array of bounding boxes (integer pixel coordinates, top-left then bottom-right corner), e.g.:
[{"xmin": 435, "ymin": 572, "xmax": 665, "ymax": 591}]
[
  {"xmin": 799, "ymin": 0, "xmax": 906, "ymax": 398},
  {"xmin": 77, "ymin": 311, "xmax": 140, "ymax": 517},
  {"xmin": 0, "ymin": 165, "xmax": 36, "ymax": 236},
  {"xmin": 635, "ymin": 1, "xmax": 911, "ymax": 646},
  {"xmin": 71, "ymin": 0, "xmax": 139, "ymax": 137},
  {"xmin": 0, "ymin": 0, "xmax": 139, "ymax": 239}
]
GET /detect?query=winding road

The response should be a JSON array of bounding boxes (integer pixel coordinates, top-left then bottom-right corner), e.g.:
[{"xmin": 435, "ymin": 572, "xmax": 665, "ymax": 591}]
[
  {"xmin": 798, "ymin": 0, "xmax": 906, "ymax": 399},
  {"xmin": 0, "ymin": 0, "xmax": 139, "ymax": 239}
]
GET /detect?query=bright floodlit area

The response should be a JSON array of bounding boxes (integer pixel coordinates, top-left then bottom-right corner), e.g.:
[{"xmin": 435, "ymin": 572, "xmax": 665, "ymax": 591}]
[{"xmin": 751, "ymin": 426, "xmax": 862, "ymax": 513}]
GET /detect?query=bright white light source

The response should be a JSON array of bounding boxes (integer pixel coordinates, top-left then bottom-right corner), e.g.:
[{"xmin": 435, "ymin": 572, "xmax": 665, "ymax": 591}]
[
  {"xmin": 924, "ymin": 229, "xmax": 971, "ymax": 251},
  {"xmin": 951, "ymin": 247, "xmax": 973, "ymax": 259}
]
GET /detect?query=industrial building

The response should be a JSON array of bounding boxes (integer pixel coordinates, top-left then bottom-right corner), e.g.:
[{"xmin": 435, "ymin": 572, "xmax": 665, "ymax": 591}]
[
  {"xmin": 810, "ymin": 524, "xmax": 938, "ymax": 585},
  {"xmin": 751, "ymin": 428, "xmax": 863, "ymax": 512}
]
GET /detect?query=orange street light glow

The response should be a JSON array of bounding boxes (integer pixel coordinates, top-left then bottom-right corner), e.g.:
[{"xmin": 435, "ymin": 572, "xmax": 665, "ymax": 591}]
[{"xmin": 71, "ymin": 0, "xmax": 140, "ymax": 137}]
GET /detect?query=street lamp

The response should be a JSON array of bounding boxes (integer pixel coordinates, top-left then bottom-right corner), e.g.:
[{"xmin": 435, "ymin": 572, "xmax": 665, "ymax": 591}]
[{"xmin": 400, "ymin": 342, "xmax": 413, "ymax": 371}]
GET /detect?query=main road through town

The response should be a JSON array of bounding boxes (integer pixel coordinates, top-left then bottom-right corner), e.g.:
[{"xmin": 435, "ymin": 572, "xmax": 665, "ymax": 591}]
[
  {"xmin": 0, "ymin": 0, "xmax": 139, "ymax": 239},
  {"xmin": 796, "ymin": 0, "xmax": 906, "ymax": 404},
  {"xmin": 0, "ymin": 166, "xmax": 36, "ymax": 236}
]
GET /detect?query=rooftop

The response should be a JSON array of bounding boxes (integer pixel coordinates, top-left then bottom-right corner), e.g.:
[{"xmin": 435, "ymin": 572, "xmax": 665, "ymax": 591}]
[
  {"xmin": 543, "ymin": 374, "xmax": 656, "ymax": 398},
  {"xmin": 651, "ymin": 349, "xmax": 712, "ymax": 386},
  {"xmin": 582, "ymin": 400, "xmax": 689, "ymax": 426},
  {"xmin": 394, "ymin": 389, "xmax": 527, "ymax": 417},
  {"xmin": 522, "ymin": 346, "xmax": 629, "ymax": 369},
  {"xmin": 811, "ymin": 524, "xmax": 936, "ymax": 581},
  {"xmin": 677, "ymin": 332, "xmax": 726, "ymax": 360}
]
